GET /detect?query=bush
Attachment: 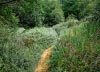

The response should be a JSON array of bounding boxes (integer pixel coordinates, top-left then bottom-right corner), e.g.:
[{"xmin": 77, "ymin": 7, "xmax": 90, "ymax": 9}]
[
  {"xmin": 53, "ymin": 19, "xmax": 79, "ymax": 35},
  {"xmin": 0, "ymin": 27, "xmax": 58, "ymax": 72},
  {"xmin": 0, "ymin": 26, "xmax": 17, "ymax": 72},
  {"xmin": 20, "ymin": 27, "xmax": 58, "ymax": 48}
]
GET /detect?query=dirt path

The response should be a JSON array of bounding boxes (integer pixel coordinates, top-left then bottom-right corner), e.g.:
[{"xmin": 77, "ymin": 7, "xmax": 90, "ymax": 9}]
[{"xmin": 34, "ymin": 45, "xmax": 54, "ymax": 72}]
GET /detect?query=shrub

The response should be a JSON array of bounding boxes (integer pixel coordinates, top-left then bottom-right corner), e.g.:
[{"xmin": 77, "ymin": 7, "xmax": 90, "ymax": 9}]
[
  {"xmin": 16, "ymin": 28, "xmax": 25, "ymax": 35},
  {"xmin": 0, "ymin": 27, "xmax": 58, "ymax": 72},
  {"xmin": 53, "ymin": 19, "xmax": 79, "ymax": 35},
  {"xmin": 0, "ymin": 26, "xmax": 17, "ymax": 72}
]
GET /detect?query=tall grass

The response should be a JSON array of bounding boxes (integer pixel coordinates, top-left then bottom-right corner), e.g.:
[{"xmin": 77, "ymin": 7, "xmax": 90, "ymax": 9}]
[{"xmin": 49, "ymin": 22, "xmax": 100, "ymax": 72}]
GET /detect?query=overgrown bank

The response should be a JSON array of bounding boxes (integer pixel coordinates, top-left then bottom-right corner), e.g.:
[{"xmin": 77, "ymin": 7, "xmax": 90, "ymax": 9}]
[
  {"xmin": 0, "ymin": 0, "xmax": 100, "ymax": 72},
  {"xmin": 49, "ymin": 22, "xmax": 100, "ymax": 72}
]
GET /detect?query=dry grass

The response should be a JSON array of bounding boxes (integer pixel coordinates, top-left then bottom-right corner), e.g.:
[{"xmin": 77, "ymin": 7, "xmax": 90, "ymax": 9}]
[
  {"xmin": 34, "ymin": 45, "xmax": 54, "ymax": 72},
  {"xmin": 69, "ymin": 29, "xmax": 74, "ymax": 37}
]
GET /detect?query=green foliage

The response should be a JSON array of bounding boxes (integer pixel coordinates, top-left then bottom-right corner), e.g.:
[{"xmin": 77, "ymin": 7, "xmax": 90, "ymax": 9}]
[
  {"xmin": 0, "ymin": 5, "xmax": 19, "ymax": 27},
  {"xmin": 0, "ymin": 26, "xmax": 58, "ymax": 72},
  {"xmin": 0, "ymin": 26, "xmax": 15, "ymax": 72},
  {"xmin": 14, "ymin": 27, "xmax": 58, "ymax": 71},
  {"xmin": 11, "ymin": 0, "xmax": 44, "ymax": 28},
  {"xmin": 60, "ymin": 0, "xmax": 97, "ymax": 19},
  {"xmin": 49, "ymin": 22, "xmax": 100, "ymax": 72},
  {"xmin": 92, "ymin": 0, "xmax": 100, "ymax": 21},
  {"xmin": 79, "ymin": 0, "xmax": 100, "ymax": 21},
  {"xmin": 53, "ymin": 19, "xmax": 79, "ymax": 35},
  {"xmin": 80, "ymin": 0, "xmax": 96, "ymax": 18},
  {"xmin": 60, "ymin": 0, "xmax": 82, "ymax": 19},
  {"xmin": 0, "ymin": 0, "xmax": 100, "ymax": 72},
  {"xmin": 43, "ymin": 0, "xmax": 64, "ymax": 26},
  {"xmin": 10, "ymin": 0, "xmax": 64, "ymax": 27}
]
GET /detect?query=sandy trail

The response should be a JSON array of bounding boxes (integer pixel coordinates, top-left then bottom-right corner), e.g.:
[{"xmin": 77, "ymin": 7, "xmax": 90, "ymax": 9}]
[{"xmin": 34, "ymin": 46, "xmax": 54, "ymax": 72}]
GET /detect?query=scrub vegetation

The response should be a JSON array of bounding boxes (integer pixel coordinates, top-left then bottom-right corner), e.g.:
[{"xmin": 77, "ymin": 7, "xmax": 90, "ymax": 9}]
[{"xmin": 0, "ymin": 0, "xmax": 100, "ymax": 72}]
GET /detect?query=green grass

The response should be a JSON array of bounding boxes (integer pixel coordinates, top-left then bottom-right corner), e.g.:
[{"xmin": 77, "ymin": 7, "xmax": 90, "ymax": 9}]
[
  {"xmin": 0, "ymin": 20, "xmax": 100, "ymax": 72},
  {"xmin": 49, "ymin": 22, "xmax": 100, "ymax": 72}
]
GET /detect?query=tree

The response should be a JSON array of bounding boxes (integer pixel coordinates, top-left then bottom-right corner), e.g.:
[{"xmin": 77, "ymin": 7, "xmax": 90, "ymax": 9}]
[
  {"xmin": 60, "ymin": 0, "xmax": 92, "ymax": 19},
  {"xmin": 79, "ymin": 0, "xmax": 100, "ymax": 21},
  {"xmin": 0, "ymin": 2, "xmax": 19, "ymax": 27},
  {"xmin": 11, "ymin": 0, "xmax": 44, "ymax": 28},
  {"xmin": 93, "ymin": 0, "xmax": 100, "ymax": 21},
  {"xmin": 43, "ymin": 0, "xmax": 64, "ymax": 26}
]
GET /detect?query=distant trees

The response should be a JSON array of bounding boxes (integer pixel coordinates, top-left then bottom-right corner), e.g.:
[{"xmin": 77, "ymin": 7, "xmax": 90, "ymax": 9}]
[
  {"xmin": 11, "ymin": 0, "xmax": 44, "ymax": 28},
  {"xmin": 92, "ymin": 0, "xmax": 100, "ymax": 21},
  {"xmin": 79, "ymin": 0, "xmax": 100, "ymax": 21},
  {"xmin": 12, "ymin": 0, "xmax": 64, "ymax": 27},
  {"xmin": 0, "ymin": 0, "xmax": 99, "ymax": 28},
  {"xmin": 42, "ymin": 0, "xmax": 64, "ymax": 26},
  {"xmin": 59, "ymin": 0, "xmax": 97, "ymax": 19},
  {"xmin": 0, "ymin": 4, "xmax": 19, "ymax": 27}
]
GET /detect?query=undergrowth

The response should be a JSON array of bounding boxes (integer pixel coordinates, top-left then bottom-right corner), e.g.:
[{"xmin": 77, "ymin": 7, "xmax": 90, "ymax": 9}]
[{"xmin": 49, "ymin": 22, "xmax": 100, "ymax": 72}]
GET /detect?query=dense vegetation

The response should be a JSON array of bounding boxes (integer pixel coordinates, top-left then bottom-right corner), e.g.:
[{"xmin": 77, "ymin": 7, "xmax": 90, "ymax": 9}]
[{"xmin": 0, "ymin": 0, "xmax": 100, "ymax": 72}]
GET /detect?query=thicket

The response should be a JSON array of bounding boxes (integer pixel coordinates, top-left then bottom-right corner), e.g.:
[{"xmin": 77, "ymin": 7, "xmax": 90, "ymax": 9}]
[
  {"xmin": 0, "ymin": 0, "xmax": 99, "ymax": 28},
  {"xmin": 0, "ymin": 0, "xmax": 100, "ymax": 72},
  {"xmin": 49, "ymin": 0, "xmax": 100, "ymax": 71},
  {"xmin": 8, "ymin": 0, "xmax": 64, "ymax": 28},
  {"xmin": 0, "ymin": 26, "xmax": 58, "ymax": 72}
]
